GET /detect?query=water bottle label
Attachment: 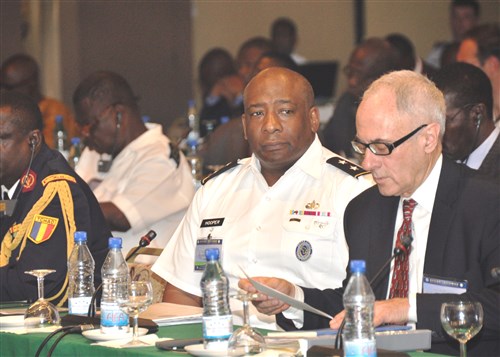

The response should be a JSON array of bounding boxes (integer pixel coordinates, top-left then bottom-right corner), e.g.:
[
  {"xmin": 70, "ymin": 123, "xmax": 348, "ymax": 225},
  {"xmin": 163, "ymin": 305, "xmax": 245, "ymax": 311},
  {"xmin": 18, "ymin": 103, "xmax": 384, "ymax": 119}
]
[
  {"xmin": 202, "ymin": 315, "xmax": 233, "ymax": 340},
  {"xmin": 68, "ymin": 296, "xmax": 92, "ymax": 315},
  {"xmin": 100, "ymin": 304, "xmax": 129, "ymax": 328},
  {"xmin": 344, "ymin": 339, "xmax": 377, "ymax": 357}
]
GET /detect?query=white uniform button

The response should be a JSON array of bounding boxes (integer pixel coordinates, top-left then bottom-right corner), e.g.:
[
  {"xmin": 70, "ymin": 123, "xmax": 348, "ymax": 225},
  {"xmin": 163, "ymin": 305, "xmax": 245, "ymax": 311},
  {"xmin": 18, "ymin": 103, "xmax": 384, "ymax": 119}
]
[{"xmin": 256, "ymin": 226, "xmax": 261, "ymax": 231}]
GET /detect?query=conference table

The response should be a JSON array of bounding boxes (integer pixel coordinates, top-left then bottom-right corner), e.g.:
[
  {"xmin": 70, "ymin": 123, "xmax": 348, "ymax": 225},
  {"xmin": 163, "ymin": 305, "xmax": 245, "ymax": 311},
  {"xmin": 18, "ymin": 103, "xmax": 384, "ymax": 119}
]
[{"xmin": 0, "ymin": 322, "xmax": 450, "ymax": 357}]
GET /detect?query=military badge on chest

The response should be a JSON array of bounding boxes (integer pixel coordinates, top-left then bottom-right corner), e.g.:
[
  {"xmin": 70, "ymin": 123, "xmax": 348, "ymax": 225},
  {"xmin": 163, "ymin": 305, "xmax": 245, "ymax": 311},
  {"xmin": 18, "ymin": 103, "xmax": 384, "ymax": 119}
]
[
  {"xmin": 288, "ymin": 200, "xmax": 333, "ymax": 262},
  {"xmin": 295, "ymin": 240, "xmax": 313, "ymax": 261}
]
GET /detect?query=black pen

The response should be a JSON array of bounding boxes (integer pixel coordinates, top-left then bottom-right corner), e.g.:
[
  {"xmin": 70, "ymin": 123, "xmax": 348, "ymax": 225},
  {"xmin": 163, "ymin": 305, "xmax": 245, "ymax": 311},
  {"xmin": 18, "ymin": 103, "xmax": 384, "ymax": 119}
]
[{"xmin": 156, "ymin": 338, "xmax": 204, "ymax": 351}]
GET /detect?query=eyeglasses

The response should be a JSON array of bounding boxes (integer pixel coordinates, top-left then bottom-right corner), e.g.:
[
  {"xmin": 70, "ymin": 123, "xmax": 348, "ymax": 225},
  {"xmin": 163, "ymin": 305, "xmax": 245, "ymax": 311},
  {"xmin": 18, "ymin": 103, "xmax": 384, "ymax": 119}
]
[{"xmin": 351, "ymin": 124, "xmax": 428, "ymax": 156}]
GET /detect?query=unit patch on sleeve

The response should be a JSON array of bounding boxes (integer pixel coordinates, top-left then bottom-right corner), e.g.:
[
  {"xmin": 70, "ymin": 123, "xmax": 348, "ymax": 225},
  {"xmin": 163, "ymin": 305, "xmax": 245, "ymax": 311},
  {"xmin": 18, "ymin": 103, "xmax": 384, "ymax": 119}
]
[{"xmin": 28, "ymin": 214, "xmax": 59, "ymax": 244}]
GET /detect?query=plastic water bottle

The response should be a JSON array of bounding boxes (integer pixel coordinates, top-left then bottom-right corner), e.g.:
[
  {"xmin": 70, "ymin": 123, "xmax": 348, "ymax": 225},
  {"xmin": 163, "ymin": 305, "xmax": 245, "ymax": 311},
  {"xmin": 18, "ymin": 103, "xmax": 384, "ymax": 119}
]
[
  {"xmin": 54, "ymin": 115, "xmax": 69, "ymax": 159},
  {"xmin": 100, "ymin": 237, "xmax": 129, "ymax": 334},
  {"xmin": 186, "ymin": 138, "xmax": 203, "ymax": 190},
  {"xmin": 343, "ymin": 260, "xmax": 377, "ymax": 357},
  {"xmin": 67, "ymin": 231, "xmax": 95, "ymax": 315},
  {"xmin": 68, "ymin": 137, "xmax": 82, "ymax": 169},
  {"xmin": 200, "ymin": 248, "xmax": 233, "ymax": 350},
  {"xmin": 187, "ymin": 99, "xmax": 200, "ymax": 143}
]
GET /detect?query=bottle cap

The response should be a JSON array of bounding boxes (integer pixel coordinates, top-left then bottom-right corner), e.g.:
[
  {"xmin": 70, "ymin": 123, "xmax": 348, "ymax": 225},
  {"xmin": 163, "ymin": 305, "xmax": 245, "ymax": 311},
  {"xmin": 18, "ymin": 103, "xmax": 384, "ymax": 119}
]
[
  {"xmin": 350, "ymin": 260, "xmax": 366, "ymax": 273},
  {"xmin": 71, "ymin": 137, "xmax": 81, "ymax": 145},
  {"xmin": 205, "ymin": 248, "xmax": 220, "ymax": 260},
  {"xmin": 55, "ymin": 115, "xmax": 63, "ymax": 123},
  {"xmin": 188, "ymin": 99, "xmax": 196, "ymax": 108},
  {"xmin": 187, "ymin": 138, "xmax": 198, "ymax": 148},
  {"xmin": 220, "ymin": 116, "xmax": 230, "ymax": 125},
  {"xmin": 108, "ymin": 237, "xmax": 122, "ymax": 249},
  {"xmin": 74, "ymin": 231, "xmax": 87, "ymax": 242}
]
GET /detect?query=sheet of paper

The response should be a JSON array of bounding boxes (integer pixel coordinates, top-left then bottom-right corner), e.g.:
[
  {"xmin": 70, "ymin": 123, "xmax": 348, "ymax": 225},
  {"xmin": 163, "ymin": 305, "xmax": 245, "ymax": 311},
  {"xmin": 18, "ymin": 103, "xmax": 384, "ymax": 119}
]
[
  {"xmin": 241, "ymin": 270, "xmax": 333, "ymax": 320},
  {"xmin": 139, "ymin": 302, "xmax": 202, "ymax": 326}
]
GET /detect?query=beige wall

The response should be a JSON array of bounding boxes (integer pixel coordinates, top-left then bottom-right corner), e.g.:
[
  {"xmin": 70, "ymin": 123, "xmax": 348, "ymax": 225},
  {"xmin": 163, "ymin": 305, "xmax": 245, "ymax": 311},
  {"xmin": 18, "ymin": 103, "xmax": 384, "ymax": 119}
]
[{"xmin": 192, "ymin": 0, "xmax": 499, "ymax": 96}]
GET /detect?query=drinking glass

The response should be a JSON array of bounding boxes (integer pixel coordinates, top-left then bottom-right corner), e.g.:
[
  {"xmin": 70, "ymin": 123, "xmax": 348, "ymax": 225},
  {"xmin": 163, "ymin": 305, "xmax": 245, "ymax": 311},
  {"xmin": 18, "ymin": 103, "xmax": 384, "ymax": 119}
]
[
  {"xmin": 228, "ymin": 291, "xmax": 266, "ymax": 355},
  {"xmin": 118, "ymin": 280, "xmax": 153, "ymax": 347},
  {"xmin": 440, "ymin": 301, "xmax": 483, "ymax": 357},
  {"xmin": 24, "ymin": 269, "xmax": 61, "ymax": 328}
]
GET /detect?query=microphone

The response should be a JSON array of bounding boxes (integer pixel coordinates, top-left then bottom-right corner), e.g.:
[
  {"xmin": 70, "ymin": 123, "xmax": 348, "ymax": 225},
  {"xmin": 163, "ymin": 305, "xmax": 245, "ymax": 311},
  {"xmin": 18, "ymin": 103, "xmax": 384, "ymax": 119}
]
[
  {"xmin": 86, "ymin": 230, "xmax": 157, "ymax": 317},
  {"xmin": 140, "ymin": 230, "xmax": 157, "ymax": 247},
  {"xmin": 334, "ymin": 235, "xmax": 413, "ymax": 349},
  {"xmin": 491, "ymin": 267, "xmax": 500, "ymax": 279}
]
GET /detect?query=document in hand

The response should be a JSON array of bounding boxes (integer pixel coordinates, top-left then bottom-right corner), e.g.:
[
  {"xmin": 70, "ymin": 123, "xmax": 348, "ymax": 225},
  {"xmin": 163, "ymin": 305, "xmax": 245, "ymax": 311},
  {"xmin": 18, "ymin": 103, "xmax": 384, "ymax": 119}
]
[{"xmin": 242, "ymin": 270, "xmax": 333, "ymax": 320}]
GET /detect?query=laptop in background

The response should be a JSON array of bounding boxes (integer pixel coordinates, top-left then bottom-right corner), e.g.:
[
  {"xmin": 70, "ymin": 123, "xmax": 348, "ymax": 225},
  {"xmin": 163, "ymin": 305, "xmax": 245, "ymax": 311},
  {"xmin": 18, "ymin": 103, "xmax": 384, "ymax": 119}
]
[{"xmin": 297, "ymin": 61, "xmax": 339, "ymax": 102}]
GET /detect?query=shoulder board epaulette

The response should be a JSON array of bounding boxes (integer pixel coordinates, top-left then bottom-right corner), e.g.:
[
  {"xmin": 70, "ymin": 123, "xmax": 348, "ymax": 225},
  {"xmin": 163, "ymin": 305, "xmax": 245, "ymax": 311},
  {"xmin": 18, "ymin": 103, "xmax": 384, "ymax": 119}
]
[
  {"xmin": 169, "ymin": 143, "xmax": 180, "ymax": 168},
  {"xmin": 201, "ymin": 160, "xmax": 240, "ymax": 185},
  {"xmin": 326, "ymin": 156, "xmax": 370, "ymax": 178},
  {"xmin": 42, "ymin": 174, "xmax": 77, "ymax": 186}
]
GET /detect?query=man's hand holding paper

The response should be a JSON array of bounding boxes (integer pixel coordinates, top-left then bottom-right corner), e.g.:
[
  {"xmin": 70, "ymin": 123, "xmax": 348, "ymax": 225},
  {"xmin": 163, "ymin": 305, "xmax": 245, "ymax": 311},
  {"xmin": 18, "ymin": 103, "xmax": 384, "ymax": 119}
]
[{"xmin": 238, "ymin": 277, "xmax": 294, "ymax": 315}]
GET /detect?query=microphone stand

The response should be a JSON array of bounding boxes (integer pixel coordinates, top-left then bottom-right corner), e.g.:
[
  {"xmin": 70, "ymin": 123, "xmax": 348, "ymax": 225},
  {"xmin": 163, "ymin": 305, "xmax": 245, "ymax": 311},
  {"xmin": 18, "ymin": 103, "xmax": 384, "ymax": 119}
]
[
  {"xmin": 87, "ymin": 230, "xmax": 157, "ymax": 317},
  {"xmin": 334, "ymin": 235, "xmax": 413, "ymax": 349}
]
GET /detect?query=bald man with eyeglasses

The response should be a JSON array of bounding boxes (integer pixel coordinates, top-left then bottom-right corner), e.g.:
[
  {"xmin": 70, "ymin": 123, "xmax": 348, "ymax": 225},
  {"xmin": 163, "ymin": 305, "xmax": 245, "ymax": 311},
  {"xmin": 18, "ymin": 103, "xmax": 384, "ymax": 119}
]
[{"xmin": 239, "ymin": 70, "xmax": 500, "ymax": 356}]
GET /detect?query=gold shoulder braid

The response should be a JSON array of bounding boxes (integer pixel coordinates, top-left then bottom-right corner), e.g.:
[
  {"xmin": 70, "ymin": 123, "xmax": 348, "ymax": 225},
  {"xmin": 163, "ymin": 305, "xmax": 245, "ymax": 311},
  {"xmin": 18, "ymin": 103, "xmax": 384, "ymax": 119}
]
[{"xmin": 0, "ymin": 177, "xmax": 76, "ymax": 306}]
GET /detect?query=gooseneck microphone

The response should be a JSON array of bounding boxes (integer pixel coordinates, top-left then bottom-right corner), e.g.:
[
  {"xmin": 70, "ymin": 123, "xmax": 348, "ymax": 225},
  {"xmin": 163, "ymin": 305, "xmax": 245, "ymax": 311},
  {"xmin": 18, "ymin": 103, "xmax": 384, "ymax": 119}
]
[
  {"xmin": 334, "ymin": 235, "xmax": 414, "ymax": 349},
  {"xmin": 87, "ymin": 230, "xmax": 157, "ymax": 317}
]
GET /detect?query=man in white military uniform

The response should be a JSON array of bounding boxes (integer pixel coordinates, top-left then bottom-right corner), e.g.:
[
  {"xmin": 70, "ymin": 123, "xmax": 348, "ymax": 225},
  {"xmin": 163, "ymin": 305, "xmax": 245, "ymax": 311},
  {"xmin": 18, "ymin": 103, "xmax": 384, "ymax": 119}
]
[
  {"xmin": 73, "ymin": 71, "xmax": 195, "ymax": 260},
  {"xmin": 152, "ymin": 67, "xmax": 373, "ymax": 329}
]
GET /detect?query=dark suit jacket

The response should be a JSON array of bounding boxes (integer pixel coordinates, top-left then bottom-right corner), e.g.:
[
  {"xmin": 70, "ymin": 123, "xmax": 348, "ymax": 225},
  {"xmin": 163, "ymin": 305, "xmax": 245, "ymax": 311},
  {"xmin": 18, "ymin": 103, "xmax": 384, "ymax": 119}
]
[
  {"xmin": 278, "ymin": 158, "xmax": 500, "ymax": 356},
  {"xmin": 478, "ymin": 132, "xmax": 500, "ymax": 180}
]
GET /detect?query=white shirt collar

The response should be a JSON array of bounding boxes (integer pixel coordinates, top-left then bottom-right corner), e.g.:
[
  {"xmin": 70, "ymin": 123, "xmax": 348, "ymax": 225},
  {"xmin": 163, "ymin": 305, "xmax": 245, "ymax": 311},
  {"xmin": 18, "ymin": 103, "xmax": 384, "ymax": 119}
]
[
  {"xmin": 1, "ymin": 180, "xmax": 20, "ymax": 200},
  {"xmin": 403, "ymin": 155, "xmax": 442, "ymax": 213},
  {"xmin": 465, "ymin": 127, "xmax": 500, "ymax": 169}
]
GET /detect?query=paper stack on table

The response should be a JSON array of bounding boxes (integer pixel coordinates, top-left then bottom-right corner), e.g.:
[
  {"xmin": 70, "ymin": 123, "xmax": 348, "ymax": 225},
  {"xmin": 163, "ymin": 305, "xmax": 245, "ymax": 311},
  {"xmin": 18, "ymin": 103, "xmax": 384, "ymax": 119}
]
[{"xmin": 140, "ymin": 302, "xmax": 202, "ymax": 326}]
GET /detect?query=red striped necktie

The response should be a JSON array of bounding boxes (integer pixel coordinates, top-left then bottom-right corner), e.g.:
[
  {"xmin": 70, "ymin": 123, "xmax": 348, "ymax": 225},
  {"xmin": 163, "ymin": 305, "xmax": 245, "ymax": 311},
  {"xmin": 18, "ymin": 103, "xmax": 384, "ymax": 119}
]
[{"xmin": 389, "ymin": 198, "xmax": 417, "ymax": 299}]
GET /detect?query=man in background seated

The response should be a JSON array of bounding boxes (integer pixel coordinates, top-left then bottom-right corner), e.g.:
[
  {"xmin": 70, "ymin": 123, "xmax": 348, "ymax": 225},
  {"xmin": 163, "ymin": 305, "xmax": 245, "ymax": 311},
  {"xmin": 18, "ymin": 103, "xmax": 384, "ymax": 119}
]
[
  {"xmin": 73, "ymin": 71, "xmax": 195, "ymax": 260},
  {"xmin": 426, "ymin": 0, "xmax": 480, "ymax": 69},
  {"xmin": 0, "ymin": 91, "xmax": 109, "ymax": 305},
  {"xmin": 385, "ymin": 33, "xmax": 437, "ymax": 78},
  {"xmin": 0, "ymin": 54, "xmax": 78, "ymax": 148},
  {"xmin": 239, "ymin": 70, "xmax": 499, "ymax": 355},
  {"xmin": 198, "ymin": 47, "xmax": 240, "ymax": 134},
  {"xmin": 270, "ymin": 17, "xmax": 306, "ymax": 65},
  {"xmin": 152, "ymin": 67, "xmax": 373, "ymax": 330},
  {"xmin": 457, "ymin": 23, "xmax": 500, "ymax": 124},
  {"xmin": 200, "ymin": 37, "xmax": 272, "ymax": 128},
  {"xmin": 434, "ymin": 62, "xmax": 499, "ymax": 179},
  {"xmin": 322, "ymin": 37, "xmax": 400, "ymax": 159}
]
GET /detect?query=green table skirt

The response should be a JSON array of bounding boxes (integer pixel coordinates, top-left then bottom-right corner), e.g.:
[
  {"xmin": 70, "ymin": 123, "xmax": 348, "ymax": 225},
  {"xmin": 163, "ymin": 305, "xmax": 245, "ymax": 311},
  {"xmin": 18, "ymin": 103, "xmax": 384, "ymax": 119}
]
[{"xmin": 0, "ymin": 323, "xmax": 450, "ymax": 357}]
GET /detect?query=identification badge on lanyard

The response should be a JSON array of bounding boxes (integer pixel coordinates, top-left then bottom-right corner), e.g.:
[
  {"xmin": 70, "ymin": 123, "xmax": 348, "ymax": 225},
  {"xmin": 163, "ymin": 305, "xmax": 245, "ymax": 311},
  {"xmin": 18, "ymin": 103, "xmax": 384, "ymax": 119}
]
[{"xmin": 194, "ymin": 236, "xmax": 223, "ymax": 271}]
